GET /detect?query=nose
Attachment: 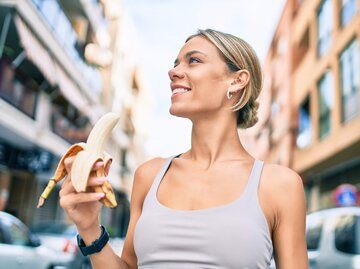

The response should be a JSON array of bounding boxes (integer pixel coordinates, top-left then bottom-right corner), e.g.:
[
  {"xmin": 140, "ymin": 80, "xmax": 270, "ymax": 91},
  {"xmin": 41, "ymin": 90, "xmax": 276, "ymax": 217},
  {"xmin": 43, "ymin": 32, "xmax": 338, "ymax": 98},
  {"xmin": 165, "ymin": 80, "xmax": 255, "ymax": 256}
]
[{"xmin": 168, "ymin": 65, "xmax": 184, "ymax": 81}]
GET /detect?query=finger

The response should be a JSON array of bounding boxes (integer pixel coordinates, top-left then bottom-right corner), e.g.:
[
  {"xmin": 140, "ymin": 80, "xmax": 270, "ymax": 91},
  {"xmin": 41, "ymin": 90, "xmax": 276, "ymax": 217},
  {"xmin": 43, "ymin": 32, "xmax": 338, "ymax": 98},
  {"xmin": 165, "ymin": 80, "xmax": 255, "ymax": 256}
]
[
  {"xmin": 60, "ymin": 192, "xmax": 105, "ymax": 210},
  {"xmin": 87, "ymin": 176, "xmax": 106, "ymax": 187},
  {"xmin": 63, "ymin": 156, "xmax": 76, "ymax": 173},
  {"xmin": 59, "ymin": 177, "xmax": 76, "ymax": 196},
  {"xmin": 92, "ymin": 161, "xmax": 104, "ymax": 171}
]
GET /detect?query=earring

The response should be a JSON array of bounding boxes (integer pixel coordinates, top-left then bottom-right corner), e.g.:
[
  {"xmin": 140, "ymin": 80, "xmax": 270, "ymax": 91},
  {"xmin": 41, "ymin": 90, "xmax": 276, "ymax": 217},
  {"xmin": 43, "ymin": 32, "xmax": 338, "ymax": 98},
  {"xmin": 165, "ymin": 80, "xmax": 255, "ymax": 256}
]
[{"xmin": 226, "ymin": 89, "xmax": 233, "ymax": 100}]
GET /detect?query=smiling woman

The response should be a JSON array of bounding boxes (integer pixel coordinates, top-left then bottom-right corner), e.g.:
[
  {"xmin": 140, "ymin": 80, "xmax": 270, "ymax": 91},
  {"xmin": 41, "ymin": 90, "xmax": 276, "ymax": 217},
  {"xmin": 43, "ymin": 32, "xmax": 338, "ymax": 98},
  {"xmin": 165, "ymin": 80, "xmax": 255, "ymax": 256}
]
[{"xmin": 59, "ymin": 29, "xmax": 308, "ymax": 269}]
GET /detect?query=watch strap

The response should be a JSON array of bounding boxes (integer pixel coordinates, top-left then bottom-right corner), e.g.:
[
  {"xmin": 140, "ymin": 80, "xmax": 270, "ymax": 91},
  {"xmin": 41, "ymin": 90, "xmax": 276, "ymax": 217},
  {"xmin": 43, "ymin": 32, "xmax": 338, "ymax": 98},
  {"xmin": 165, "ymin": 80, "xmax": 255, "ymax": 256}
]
[{"xmin": 77, "ymin": 225, "xmax": 109, "ymax": 256}]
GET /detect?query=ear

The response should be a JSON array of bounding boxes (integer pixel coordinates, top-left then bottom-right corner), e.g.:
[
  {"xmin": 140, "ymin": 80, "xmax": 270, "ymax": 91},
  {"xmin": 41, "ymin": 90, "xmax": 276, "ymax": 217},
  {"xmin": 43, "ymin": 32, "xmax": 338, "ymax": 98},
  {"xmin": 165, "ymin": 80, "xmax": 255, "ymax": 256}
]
[{"xmin": 228, "ymin": 69, "xmax": 250, "ymax": 94}]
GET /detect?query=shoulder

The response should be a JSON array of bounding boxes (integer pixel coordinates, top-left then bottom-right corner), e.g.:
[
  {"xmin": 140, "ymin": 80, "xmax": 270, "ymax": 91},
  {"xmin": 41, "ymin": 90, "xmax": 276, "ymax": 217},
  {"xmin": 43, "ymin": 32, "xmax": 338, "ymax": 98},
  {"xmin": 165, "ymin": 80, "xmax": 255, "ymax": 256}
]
[
  {"xmin": 131, "ymin": 157, "xmax": 168, "ymax": 203},
  {"xmin": 134, "ymin": 157, "xmax": 166, "ymax": 181},
  {"xmin": 262, "ymin": 163, "xmax": 304, "ymax": 193},
  {"xmin": 261, "ymin": 163, "xmax": 306, "ymax": 214}
]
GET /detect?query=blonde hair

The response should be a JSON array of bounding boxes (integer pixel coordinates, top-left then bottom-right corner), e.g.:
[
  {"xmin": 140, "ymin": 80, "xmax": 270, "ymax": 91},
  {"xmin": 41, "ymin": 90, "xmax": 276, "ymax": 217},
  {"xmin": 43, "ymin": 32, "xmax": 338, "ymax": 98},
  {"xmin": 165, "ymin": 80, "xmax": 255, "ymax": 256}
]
[{"xmin": 186, "ymin": 29, "xmax": 262, "ymax": 129}]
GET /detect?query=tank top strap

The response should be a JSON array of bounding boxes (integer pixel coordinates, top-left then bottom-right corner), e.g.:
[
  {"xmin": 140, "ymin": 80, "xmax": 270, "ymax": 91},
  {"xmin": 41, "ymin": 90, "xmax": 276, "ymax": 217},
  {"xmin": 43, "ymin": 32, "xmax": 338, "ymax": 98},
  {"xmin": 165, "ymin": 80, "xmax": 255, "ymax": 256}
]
[
  {"xmin": 243, "ymin": 159, "xmax": 264, "ymax": 201},
  {"xmin": 146, "ymin": 156, "xmax": 174, "ymax": 201}
]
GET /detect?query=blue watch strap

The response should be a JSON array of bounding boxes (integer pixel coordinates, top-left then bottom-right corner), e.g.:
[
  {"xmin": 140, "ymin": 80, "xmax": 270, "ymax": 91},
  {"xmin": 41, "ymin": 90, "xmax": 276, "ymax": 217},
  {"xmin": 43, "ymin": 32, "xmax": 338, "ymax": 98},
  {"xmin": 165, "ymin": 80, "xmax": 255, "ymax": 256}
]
[{"xmin": 77, "ymin": 225, "xmax": 109, "ymax": 256}]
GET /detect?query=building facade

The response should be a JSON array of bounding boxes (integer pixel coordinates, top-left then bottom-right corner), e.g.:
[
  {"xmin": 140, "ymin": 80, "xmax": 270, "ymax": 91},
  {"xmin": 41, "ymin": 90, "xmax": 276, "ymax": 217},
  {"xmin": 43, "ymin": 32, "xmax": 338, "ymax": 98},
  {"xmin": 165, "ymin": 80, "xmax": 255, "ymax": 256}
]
[
  {"xmin": 242, "ymin": 0, "xmax": 360, "ymax": 212},
  {"xmin": 0, "ymin": 0, "xmax": 148, "ymax": 237},
  {"xmin": 292, "ymin": 0, "xmax": 360, "ymax": 211}
]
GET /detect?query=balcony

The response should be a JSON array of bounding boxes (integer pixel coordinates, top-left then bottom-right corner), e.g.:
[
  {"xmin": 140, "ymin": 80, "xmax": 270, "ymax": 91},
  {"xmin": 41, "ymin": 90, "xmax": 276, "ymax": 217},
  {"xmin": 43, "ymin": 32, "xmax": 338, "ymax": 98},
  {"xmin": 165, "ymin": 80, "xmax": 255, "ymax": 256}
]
[{"xmin": 31, "ymin": 0, "xmax": 102, "ymax": 94}]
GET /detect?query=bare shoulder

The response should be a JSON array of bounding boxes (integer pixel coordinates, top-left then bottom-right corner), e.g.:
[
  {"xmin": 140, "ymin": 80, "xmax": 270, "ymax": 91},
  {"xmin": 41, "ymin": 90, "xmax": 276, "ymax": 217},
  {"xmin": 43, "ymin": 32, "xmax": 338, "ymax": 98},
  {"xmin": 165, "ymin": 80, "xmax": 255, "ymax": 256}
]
[
  {"xmin": 262, "ymin": 163, "xmax": 304, "ymax": 192},
  {"xmin": 261, "ymin": 163, "xmax": 306, "ymax": 213},
  {"xmin": 134, "ymin": 157, "xmax": 166, "ymax": 182},
  {"xmin": 131, "ymin": 157, "xmax": 167, "ymax": 202}
]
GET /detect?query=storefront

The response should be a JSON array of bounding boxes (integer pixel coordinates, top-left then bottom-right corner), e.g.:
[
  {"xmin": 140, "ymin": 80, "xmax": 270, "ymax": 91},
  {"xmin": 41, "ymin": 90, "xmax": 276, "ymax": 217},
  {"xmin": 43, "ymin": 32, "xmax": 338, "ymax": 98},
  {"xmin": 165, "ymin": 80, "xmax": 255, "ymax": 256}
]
[{"xmin": 306, "ymin": 157, "xmax": 360, "ymax": 210}]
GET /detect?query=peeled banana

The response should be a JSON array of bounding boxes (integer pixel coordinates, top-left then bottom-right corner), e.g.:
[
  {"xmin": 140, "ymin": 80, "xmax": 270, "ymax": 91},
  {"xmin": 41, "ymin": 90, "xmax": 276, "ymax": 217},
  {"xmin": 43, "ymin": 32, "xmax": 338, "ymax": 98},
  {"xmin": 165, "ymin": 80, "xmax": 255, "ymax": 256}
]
[{"xmin": 37, "ymin": 112, "xmax": 120, "ymax": 209}]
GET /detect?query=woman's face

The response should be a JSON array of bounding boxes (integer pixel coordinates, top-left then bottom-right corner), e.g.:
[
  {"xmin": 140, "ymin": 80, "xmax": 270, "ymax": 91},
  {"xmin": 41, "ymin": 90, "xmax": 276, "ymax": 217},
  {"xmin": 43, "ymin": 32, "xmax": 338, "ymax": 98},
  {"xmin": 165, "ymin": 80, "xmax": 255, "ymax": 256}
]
[{"xmin": 168, "ymin": 36, "xmax": 234, "ymax": 119}]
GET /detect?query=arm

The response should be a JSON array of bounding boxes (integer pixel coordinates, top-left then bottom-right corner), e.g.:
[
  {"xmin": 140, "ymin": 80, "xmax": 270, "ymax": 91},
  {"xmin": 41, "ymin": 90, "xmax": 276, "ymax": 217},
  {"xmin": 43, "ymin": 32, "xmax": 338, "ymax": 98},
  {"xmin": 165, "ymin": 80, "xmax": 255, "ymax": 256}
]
[
  {"xmin": 60, "ymin": 156, "xmax": 164, "ymax": 269},
  {"xmin": 270, "ymin": 166, "xmax": 308, "ymax": 269}
]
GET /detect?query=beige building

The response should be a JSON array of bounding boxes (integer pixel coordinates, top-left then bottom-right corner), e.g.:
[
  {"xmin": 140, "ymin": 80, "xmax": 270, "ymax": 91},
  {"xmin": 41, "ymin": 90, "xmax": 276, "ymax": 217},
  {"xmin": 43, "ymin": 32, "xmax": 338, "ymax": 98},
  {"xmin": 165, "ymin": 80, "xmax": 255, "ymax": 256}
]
[
  {"xmin": 0, "ymin": 0, "xmax": 148, "ymax": 236},
  {"xmin": 242, "ymin": 0, "xmax": 360, "ymax": 211}
]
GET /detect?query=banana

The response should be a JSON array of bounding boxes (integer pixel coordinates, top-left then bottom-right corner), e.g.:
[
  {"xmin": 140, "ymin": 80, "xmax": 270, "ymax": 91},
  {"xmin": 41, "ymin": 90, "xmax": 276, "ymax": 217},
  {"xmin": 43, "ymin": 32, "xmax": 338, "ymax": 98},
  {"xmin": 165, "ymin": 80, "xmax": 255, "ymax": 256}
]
[{"xmin": 37, "ymin": 112, "xmax": 120, "ymax": 209}]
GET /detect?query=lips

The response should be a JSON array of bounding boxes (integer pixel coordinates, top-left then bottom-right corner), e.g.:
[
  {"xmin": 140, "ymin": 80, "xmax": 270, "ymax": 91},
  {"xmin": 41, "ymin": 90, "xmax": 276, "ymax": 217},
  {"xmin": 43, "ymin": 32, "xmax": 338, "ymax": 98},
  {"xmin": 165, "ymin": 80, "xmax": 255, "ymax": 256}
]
[{"xmin": 171, "ymin": 85, "xmax": 191, "ymax": 98}]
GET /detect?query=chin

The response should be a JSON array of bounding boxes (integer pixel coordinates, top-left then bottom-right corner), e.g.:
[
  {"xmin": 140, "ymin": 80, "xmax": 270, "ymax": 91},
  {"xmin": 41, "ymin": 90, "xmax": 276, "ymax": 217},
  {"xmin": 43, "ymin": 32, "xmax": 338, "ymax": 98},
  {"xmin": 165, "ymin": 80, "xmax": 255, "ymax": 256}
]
[{"xmin": 169, "ymin": 106, "xmax": 189, "ymax": 118}]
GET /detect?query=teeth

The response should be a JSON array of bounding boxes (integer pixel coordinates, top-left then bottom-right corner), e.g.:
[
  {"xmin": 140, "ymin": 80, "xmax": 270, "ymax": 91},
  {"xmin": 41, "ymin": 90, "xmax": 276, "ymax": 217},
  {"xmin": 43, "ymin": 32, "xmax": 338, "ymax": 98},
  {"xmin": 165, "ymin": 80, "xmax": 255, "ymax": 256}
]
[{"xmin": 172, "ymin": 88, "xmax": 189, "ymax": 94}]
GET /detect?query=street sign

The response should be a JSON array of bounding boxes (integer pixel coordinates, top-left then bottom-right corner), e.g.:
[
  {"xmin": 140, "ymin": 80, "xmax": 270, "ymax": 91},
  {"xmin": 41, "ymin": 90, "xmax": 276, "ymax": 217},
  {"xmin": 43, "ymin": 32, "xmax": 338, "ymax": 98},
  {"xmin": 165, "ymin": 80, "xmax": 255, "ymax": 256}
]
[{"xmin": 333, "ymin": 184, "xmax": 359, "ymax": 207}]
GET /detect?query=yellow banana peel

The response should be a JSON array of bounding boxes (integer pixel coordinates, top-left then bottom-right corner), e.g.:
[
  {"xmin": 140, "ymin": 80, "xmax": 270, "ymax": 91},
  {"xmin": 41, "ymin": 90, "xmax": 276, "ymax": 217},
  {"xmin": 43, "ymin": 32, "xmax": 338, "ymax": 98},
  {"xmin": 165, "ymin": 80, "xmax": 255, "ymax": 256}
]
[{"xmin": 37, "ymin": 112, "xmax": 120, "ymax": 209}]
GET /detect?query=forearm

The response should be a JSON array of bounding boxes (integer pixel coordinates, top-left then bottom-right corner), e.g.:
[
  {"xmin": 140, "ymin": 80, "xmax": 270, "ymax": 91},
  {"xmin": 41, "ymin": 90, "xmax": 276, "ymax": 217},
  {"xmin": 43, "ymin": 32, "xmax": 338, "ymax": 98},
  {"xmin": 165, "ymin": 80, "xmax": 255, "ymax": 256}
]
[
  {"xmin": 79, "ymin": 225, "xmax": 131, "ymax": 269},
  {"xmin": 90, "ymin": 244, "xmax": 130, "ymax": 269}
]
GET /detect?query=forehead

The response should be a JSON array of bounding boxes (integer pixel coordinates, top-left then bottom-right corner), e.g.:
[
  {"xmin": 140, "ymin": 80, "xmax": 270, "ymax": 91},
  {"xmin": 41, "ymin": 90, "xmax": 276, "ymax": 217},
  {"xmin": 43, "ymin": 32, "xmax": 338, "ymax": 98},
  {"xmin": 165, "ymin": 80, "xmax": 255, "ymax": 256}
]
[{"xmin": 177, "ymin": 36, "xmax": 222, "ymax": 58}]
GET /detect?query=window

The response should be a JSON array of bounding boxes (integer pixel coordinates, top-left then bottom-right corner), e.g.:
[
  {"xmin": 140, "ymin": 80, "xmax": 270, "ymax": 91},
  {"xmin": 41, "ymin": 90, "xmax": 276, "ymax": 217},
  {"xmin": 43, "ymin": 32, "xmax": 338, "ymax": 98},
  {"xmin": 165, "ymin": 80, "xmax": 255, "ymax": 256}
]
[
  {"xmin": 297, "ymin": 97, "xmax": 312, "ymax": 148},
  {"xmin": 306, "ymin": 218, "xmax": 324, "ymax": 250},
  {"xmin": 340, "ymin": 39, "xmax": 359, "ymax": 122},
  {"xmin": 0, "ymin": 59, "xmax": 38, "ymax": 118},
  {"xmin": 334, "ymin": 215, "xmax": 360, "ymax": 254},
  {"xmin": 317, "ymin": 0, "xmax": 333, "ymax": 56},
  {"xmin": 318, "ymin": 71, "xmax": 334, "ymax": 139},
  {"xmin": 31, "ymin": 0, "xmax": 102, "ymax": 93},
  {"xmin": 341, "ymin": 0, "xmax": 357, "ymax": 26},
  {"xmin": 1, "ymin": 218, "xmax": 29, "ymax": 246}
]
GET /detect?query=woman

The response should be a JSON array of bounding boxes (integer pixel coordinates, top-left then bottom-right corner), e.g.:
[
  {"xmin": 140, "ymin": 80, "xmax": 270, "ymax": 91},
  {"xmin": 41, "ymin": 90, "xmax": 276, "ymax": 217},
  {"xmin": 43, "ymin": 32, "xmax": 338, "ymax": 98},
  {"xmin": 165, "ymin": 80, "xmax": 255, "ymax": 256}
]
[{"xmin": 60, "ymin": 29, "xmax": 308, "ymax": 269}]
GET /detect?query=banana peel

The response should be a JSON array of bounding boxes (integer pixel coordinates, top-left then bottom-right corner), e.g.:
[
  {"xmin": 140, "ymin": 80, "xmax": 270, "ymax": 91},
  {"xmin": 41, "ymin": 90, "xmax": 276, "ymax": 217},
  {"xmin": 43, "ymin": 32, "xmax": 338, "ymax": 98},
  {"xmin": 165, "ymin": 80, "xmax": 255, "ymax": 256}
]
[{"xmin": 37, "ymin": 112, "xmax": 120, "ymax": 209}]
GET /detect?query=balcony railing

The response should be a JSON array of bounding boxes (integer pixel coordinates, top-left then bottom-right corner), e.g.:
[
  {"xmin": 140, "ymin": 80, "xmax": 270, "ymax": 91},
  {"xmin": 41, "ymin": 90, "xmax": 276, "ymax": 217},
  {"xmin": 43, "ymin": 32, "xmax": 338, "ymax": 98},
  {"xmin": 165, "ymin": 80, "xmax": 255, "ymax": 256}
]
[{"xmin": 31, "ymin": 0, "xmax": 101, "ymax": 94}]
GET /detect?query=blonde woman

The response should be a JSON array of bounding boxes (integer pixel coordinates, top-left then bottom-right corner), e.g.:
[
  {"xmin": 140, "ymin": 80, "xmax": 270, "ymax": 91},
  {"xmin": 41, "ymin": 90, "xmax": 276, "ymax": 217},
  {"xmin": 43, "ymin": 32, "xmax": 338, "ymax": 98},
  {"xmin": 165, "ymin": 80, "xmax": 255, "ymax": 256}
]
[{"xmin": 60, "ymin": 29, "xmax": 308, "ymax": 269}]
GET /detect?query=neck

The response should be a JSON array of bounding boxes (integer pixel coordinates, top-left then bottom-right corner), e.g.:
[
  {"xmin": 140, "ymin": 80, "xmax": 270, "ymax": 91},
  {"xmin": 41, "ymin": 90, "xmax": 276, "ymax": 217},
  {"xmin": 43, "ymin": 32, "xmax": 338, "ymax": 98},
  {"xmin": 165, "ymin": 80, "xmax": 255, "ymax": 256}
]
[{"xmin": 185, "ymin": 115, "xmax": 250, "ymax": 167}]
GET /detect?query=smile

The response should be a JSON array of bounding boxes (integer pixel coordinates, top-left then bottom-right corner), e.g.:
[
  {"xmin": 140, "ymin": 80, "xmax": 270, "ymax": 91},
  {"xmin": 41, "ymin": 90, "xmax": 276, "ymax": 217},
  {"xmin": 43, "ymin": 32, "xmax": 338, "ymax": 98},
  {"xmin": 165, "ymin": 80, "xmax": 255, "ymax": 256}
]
[{"xmin": 171, "ymin": 88, "xmax": 190, "ymax": 97}]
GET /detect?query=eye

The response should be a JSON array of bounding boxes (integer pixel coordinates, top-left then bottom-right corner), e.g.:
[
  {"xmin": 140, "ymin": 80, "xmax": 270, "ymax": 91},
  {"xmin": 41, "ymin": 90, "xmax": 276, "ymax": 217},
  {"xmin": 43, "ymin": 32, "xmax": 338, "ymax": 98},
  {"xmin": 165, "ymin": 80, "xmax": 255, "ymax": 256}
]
[{"xmin": 189, "ymin": 57, "xmax": 201, "ymax": 64}]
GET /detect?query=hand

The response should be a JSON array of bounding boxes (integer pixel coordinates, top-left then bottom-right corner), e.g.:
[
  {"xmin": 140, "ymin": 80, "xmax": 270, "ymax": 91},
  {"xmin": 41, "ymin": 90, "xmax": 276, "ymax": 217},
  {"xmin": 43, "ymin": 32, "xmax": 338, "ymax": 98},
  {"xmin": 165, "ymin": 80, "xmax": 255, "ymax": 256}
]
[{"xmin": 59, "ymin": 156, "xmax": 108, "ymax": 232}]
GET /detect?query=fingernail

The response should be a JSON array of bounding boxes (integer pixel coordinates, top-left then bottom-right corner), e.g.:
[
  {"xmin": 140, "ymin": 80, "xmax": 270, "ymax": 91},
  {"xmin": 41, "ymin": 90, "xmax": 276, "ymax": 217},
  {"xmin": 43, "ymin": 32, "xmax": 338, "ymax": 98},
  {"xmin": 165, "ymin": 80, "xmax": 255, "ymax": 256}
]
[
  {"xmin": 96, "ymin": 177, "xmax": 106, "ymax": 183},
  {"xmin": 93, "ymin": 162, "xmax": 104, "ymax": 168},
  {"xmin": 95, "ymin": 192, "xmax": 105, "ymax": 198}
]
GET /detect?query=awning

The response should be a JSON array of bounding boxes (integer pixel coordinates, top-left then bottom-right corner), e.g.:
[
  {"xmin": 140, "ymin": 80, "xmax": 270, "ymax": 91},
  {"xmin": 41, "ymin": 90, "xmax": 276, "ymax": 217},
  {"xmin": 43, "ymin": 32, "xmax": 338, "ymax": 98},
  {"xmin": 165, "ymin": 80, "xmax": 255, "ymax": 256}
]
[
  {"xmin": 14, "ymin": 15, "xmax": 57, "ymax": 85},
  {"xmin": 54, "ymin": 63, "xmax": 88, "ymax": 112}
]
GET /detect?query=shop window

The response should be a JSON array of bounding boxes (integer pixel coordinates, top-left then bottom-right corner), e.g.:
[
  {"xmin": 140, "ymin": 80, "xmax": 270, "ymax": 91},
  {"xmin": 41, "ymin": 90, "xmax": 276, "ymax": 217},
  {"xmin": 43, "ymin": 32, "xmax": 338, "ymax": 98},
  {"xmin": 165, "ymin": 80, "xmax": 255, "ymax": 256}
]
[
  {"xmin": 340, "ymin": 39, "xmax": 359, "ymax": 122},
  {"xmin": 297, "ymin": 96, "xmax": 312, "ymax": 148},
  {"xmin": 334, "ymin": 215, "xmax": 360, "ymax": 254},
  {"xmin": 341, "ymin": 0, "xmax": 357, "ymax": 26},
  {"xmin": 318, "ymin": 71, "xmax": 334, "ymax": 139},
  {"xmin": 317, "ymin": 0, "xmax": 333, "ymax": 57},
  {"xmin": 306, "ymin": 218, "xmax": 324, "ymax": 250}
]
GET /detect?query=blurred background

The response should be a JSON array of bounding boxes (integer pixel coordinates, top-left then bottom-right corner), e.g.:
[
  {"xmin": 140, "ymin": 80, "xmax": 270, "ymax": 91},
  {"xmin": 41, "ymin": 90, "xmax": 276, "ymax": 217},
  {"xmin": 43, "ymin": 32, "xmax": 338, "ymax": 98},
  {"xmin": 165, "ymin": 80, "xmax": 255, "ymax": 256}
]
[{"xmin": 0, "ymin": 0, "xmax": 359, "ymax": 268}]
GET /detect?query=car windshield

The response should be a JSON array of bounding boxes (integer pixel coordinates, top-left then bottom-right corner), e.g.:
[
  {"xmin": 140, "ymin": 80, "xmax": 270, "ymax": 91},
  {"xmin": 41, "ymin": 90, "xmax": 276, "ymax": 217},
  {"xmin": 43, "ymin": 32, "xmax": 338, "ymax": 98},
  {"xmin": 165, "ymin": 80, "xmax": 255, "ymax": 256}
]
[
  {"xmin": 31, "ymin": 222, "xmax": 77, "ymax": 236},
  {"xmin": 334, "ymin": 214, "xmax": 360, "ymax": 254}
]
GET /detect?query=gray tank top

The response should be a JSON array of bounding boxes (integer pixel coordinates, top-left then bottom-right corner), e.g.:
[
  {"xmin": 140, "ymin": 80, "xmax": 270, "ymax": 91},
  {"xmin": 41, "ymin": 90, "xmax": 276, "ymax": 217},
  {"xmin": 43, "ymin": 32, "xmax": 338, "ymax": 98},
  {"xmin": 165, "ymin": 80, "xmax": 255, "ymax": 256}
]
[{"xmin": 134, "ymin": 156, "xmax": 273, "ymax": 269}]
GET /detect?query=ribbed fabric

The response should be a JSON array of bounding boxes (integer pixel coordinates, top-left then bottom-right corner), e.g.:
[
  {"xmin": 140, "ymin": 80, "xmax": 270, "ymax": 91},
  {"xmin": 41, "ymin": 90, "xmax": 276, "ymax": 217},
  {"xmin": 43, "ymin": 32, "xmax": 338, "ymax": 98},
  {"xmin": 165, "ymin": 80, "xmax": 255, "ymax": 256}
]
[{"xmin": 134, "ymin": 156, "xmax": 273, "ymax": 269}]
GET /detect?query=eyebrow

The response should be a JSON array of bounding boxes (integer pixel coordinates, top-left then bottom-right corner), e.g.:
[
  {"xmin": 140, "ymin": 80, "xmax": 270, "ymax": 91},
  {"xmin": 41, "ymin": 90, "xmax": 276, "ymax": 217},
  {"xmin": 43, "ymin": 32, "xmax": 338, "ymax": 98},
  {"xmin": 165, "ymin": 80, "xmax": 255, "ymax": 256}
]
[{"xmin": 173, "ymin": 50, "xmax": 207, "ymax": 66}]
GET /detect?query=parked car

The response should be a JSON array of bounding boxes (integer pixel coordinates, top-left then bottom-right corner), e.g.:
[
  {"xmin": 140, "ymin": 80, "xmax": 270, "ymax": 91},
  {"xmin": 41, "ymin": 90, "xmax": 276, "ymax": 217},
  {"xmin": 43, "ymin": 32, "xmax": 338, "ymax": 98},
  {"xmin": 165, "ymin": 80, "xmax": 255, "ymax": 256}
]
[
  {"xmin": 0, "ymin": 211, "xmax": 72, "ymax": 269},
  {"xmin": 307, "ymin": 206, "xmax": 360, "ymax": 269},
  {"xmin": 31, "ymin": 221, "xmax": 92, "ymax": 269}
]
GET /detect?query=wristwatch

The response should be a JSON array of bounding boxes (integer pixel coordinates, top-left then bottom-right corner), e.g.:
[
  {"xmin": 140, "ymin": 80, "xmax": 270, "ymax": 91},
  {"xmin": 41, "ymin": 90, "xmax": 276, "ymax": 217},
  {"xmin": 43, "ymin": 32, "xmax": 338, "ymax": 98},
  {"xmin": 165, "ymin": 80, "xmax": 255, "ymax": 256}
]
[{"xmin": 77, "ymin": 225, "xmax": 109, "ymax": 256}]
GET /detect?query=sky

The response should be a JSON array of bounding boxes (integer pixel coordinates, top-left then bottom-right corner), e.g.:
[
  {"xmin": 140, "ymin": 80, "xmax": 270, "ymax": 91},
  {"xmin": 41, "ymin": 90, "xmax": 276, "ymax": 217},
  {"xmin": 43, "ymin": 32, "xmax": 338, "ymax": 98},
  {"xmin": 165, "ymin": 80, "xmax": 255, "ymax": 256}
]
[{"xmin": 122, "ymin": 0, "xmax": 286, "ymax": 158}]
